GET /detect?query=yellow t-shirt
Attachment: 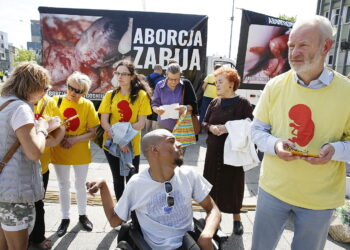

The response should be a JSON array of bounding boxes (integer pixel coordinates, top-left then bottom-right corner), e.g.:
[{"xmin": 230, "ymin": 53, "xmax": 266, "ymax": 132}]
[
  {"xmin": 51, "ymin": 96, "xmax": 100, "ymax": 165},
  {"xmin": 203, "ymin": 74, "xmax": 217, "ymax": 98},
  {"xmin": 254, "ymin": 70, "xmax": 350, "ymax": 209},
  {"xmin": 98, "ymin": 90, "xmax": 152, "ymax": 156},
  {"xmin": 34, "ymin": 95, "xmax": 61, "ymax": 174}
]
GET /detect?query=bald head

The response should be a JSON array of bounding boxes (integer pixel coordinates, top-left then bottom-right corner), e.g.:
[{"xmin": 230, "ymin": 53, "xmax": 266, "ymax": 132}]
[{"xmin": 141, "ymin": 129, "xmax": 173, "ymax": 157}]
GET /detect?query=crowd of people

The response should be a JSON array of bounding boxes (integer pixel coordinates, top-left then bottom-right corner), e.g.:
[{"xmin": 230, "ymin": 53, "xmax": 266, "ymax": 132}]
[{"xmin": 0, "ymin": 15, "xmax": 349, "ymax": 250}]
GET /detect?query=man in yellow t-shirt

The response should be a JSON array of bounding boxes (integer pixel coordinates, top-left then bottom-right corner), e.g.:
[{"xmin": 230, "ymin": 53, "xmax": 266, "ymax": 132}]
[
  {"xmin": 199, "ymin": 65, "xmax": 221, "ymax": 127},
  {"xmin": 251, "ymin": 16, "xmax": 350, "ymax": 249}
]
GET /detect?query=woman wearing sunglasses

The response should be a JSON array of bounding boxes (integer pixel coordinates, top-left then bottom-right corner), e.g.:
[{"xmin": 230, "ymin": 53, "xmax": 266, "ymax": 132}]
[
  {"xmin": 98, "ymin": 60, "xmax": 152, "ymax": 200},
  {"xmin": 51, "ymin": 72, "xmax": 100, "ymax": 237}
]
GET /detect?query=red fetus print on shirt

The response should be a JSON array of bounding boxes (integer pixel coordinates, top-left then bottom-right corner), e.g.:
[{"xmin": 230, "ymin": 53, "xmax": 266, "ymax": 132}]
[
  {"xmin": 63, "ymin": 108, "xmax": 80, "ymax": 131},
  {"xmin": 117, "ymin": 100, "xmax": 132, "ymax": 122},
  {"xmin": 288, "ymin": 104, "xmax": 315, "ymax": 147}
]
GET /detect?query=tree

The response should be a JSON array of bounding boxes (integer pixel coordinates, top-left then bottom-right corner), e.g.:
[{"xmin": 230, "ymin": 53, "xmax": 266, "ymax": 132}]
[
  {"xmin": 278, "ymin": 15, "xmax": 296, "ymax": 23},
  {"xmin": 14, "ymin": 48, "xmax": 36, "ymax": 65}
]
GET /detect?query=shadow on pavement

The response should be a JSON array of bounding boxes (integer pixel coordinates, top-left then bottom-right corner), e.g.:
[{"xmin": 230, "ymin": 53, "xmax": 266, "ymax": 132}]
[
  {"xmin": 97, "ymin": 228, "xmax": 119, "ymax": 249},
  {"xmin": 51, "ymin": 224, "xmax": 81, "ymax": 250}
]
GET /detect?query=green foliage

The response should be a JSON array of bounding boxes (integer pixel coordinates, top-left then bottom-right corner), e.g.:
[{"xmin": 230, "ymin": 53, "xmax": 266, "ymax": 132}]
[
  {"xmin": 14, "ymin": 48, "xmax": 36, "ymax": 65},
  {"xmin": 278, "ymin": 14, "xmax": 296, "ymax": 23},
  {"xmin": 337, "ymin": 201, "xmax": 350, "ymax": 227}
]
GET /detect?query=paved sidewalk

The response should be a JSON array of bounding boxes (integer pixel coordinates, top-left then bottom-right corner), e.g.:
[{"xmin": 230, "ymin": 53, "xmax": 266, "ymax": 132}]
[{"xmin": 29, "ymin": 133, "xmax": 349, "ymax": 249}]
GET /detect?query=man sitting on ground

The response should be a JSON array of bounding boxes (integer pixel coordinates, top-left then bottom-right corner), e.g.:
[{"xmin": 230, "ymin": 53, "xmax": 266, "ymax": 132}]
[{"xmin": 86, "ymin": 129, "xmax": 221, "ymax": 250}]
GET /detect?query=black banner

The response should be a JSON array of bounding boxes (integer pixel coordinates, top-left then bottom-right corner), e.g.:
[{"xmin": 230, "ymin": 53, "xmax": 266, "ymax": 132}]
[
  {"xmin": 39, "ymin": 7, "xmax": 208, "ymax": 100},
  {"xmin": 236, "ymin": 10, "xmax": 293, "ymax": 90}
]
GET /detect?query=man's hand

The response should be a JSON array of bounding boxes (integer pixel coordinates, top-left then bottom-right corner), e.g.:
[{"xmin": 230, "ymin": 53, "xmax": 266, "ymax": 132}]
[
  {"xmin": 274, "ymin": 139, "xmax": 300, "ymax": 161},
  {"xmin": 302, "ymin": 143, "xmax": 335, "ymax": 165},
  {"xmin": 86, "ymin": 180, "xmax": 106, "ymax": 196},
  {"xmin": 197, "ymin": 233, "xmax": 214, "ymax": 250}
]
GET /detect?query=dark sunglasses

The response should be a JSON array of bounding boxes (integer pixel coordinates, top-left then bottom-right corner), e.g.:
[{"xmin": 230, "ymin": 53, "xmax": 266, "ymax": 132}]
[
  {"xmin": 68, "ymin": 84, "xmax": 84, "ymax": 94},
  {"xmin": 164, "ymin": 182, "xmax": 174, "ymax": 213}
]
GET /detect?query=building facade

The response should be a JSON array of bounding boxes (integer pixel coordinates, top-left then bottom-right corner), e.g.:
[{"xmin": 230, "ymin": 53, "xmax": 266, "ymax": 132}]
[
  {"xmin": 0, "ymin": 31, "xmax": 10, "ymax": 72},
  {"xmin": 317, "ymin": 0, "xmax": 350, "ymax": 75}
]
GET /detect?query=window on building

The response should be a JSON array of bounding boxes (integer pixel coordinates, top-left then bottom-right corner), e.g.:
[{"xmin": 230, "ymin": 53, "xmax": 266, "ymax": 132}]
[
  {"xmin": 0, "ymin": 44, "xmax": 4, "ymax": 48},
  {"xmin": 333, "ymin": 9, "xmax": 340, "ymax": 25},
  {"xmin": 325, "ymin": 11, "xmax": 329, "ymax": 18},
  {"xmin": 0, "ymin": 35, "xmax": 3, "ymax": 40},
  {"xmin": 328, "ymin": 55, "xmax": 333, "ymax": 65},
  {"xmin": 346, "ymin": 6, "xmax": 350, "ymax": 23}
]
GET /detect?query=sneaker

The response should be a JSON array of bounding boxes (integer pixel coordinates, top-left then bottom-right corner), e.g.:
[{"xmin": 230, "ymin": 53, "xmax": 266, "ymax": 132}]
[{"xmin": 79, "ymin": 215, "xmax": 93, "ymax": 232}]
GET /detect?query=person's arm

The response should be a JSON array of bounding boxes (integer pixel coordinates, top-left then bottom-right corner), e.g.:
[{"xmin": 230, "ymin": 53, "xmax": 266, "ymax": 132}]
[
  {"xmin": 329, "ymin": 141, "xmax": 350, "ymax": 162},
  {"xmin": 132, "ymin": 115, "xmax": 147, "ymax": 131},
  {"xmin": 46, "ymin": 125, "xmax": 65, "ymax": 147},
  {"xmin": 197, "ymin": 195, "xmax": 221, "ymax": 250},
  {"xmin": 61, "ymin": 126, "xmax": 97, "ymax": 149},
  {"xmin": 16, "ymin": 120, "xmax": 47, "ymax": 161},
  {"xmin": 86, "ymin": 180, "xmax": 123, "ymax": 227},
  {"xmin": 202, "ymin": 81, "xmax": 209, "ymax": 91},
  {"xmin": 251, "ymin": 118, "xmax": 299, "ymax": 161}
]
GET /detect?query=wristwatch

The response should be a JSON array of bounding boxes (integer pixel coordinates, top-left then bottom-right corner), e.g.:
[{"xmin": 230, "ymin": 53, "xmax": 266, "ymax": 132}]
[{"xmin": 37, "ymin": 128, "xmax": 48, "ymax": 137}]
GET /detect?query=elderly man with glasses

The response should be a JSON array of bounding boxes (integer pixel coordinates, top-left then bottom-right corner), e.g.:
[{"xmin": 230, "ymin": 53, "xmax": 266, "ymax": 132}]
[{"xmin": 86, "ymin": 129, "xmax": 221, "ymax": 250}]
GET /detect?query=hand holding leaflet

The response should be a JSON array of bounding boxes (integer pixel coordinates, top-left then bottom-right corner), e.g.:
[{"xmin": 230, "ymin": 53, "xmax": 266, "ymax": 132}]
[{"xmin": 160, "ymin": 103, "xmax": 180, "ymax": 120}]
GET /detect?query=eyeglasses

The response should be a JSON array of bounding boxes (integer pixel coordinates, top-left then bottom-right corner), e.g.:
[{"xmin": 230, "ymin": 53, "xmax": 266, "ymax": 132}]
[
  {"xmin": 113, "ymin": 71, "xmax": 131, "ymax": 77},
  {"xmin": 167, "ymin": 77, "xmax": 180, "ymax": 83},
  {"xmin": 164, "ymin": 181, "xmax": 174, "ymax": 213},
  {"xmin": 67, "ymin": 84, "xmax": 84, "ymax": 94}
]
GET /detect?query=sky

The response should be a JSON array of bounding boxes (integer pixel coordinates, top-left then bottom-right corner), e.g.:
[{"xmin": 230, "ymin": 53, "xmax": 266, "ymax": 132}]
[{"xmin": 0, "ymin": 0, "xmax": 318, "ymax": 59}]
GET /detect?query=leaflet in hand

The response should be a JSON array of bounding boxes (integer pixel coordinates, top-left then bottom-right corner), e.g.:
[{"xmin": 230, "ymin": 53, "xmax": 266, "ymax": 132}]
[{"xmin": 160, "ymin": 103, "xmax": 180, "ymax": 120}]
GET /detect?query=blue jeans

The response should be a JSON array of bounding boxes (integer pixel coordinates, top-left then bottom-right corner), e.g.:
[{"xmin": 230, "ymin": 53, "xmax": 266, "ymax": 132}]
[
  {"xmin": 252, "ymin": 188, "xmax": 333, "ymax": 250},
  {"xmin": 199, "ymin": 96, "xmax": 213, "ymax": 125}
]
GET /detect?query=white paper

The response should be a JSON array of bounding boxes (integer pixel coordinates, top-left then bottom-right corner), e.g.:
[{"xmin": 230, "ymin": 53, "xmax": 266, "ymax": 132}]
[{"xmin": 160, "ymin": 103, "xmax": 180, "ymax": 120}]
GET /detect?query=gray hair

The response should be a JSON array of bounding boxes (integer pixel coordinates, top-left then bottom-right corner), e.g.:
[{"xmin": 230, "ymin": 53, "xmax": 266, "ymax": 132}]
[
  {"xmin": 153, "ymin": 64, "xmax": 163, "ymax": 71},
  {"xmin": 292, "ymin": 15, "xmax": 333, "ymax": 41},
  {"xmin": 66, "ymin": 71, "xmax": 92, "ymax": 95},
  {"xmin": 166, "ymin": 63, "xmax": 182, "ymax": 75}
]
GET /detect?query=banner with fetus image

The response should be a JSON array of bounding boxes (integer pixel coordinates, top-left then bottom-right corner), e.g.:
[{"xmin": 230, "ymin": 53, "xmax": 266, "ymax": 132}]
[
  {"xmin": 236, "ymin": 10, "xmax": 293, "ymax": 89},
  {"xmin": 39, "ymin": 7, "xmax": 208, "ymax": 100}
]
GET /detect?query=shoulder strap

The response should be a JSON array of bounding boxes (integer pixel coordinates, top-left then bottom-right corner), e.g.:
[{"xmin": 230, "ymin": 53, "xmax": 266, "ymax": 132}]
[
  {"xmin": 57, "ymin": 96, "xmax": 63, "ymax": 108},
  {"xmin": 181, "ymin": 82, "xmax": 187, "ymax": 105},
  {"xmin": 111, "ymin": 90, "xmax": 117, "ymax": 104},
  {"xmin": 0, "ymin": 99, "xmax": 21, "ymax": 173},
  {"xmin": 0, "ymin": 99, "xmax": 17, "ymax": 111},
  {"xmin": 39, "ymin": 97, "xmax": 48, "ymax": 117}
]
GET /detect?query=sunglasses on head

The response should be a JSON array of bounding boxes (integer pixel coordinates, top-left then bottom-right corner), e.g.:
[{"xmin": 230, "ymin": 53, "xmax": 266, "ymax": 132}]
[
  {"xmin": 68, "ymin": 84, "xmax": 84, "ymax": 94},
  {"xmin": 164, "ymin": 181, "xmax": 174, "ymax": 213}
]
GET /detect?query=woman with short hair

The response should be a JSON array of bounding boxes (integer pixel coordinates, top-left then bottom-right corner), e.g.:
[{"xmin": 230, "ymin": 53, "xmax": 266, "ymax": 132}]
[
  {"xmin": 0, "ymin": 62, "xmax": 57, "ymax": 250},
  {"xmin": 51, "ymin": 71, "xmax": 100, "ymax": 237},
  {"xmin": 203, "ymin": 67, "xmax": 253, "ymax": 236},
  {"xmin": 151, "ymin": 63, "xmax": 198, "ymax": 131}
]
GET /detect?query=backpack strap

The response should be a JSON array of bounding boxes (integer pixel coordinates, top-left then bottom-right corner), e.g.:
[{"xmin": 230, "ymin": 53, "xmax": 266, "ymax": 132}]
[
  {"xmin": 111, "ymin": 90, "xmax": 117, "ymax": 104},
  {"xmin": 57, "ymin": 95, "xmax": 63, "ymax": 108}
]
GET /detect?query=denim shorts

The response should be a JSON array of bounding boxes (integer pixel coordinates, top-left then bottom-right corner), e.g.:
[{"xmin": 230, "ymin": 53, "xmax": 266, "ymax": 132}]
[{"xmin": 0, "ymin": 202, "xmax": 35, "ymax": 232}]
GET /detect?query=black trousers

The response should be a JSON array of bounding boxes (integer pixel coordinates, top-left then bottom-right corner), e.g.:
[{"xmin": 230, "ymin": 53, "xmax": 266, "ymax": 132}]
[
  {"xmin": 104, "ymin": 150, "xmax": 140, "ymax": 200},
  {"xmin": 29, "ymin": 171, "xmax": 49, "ymax": 244}
]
